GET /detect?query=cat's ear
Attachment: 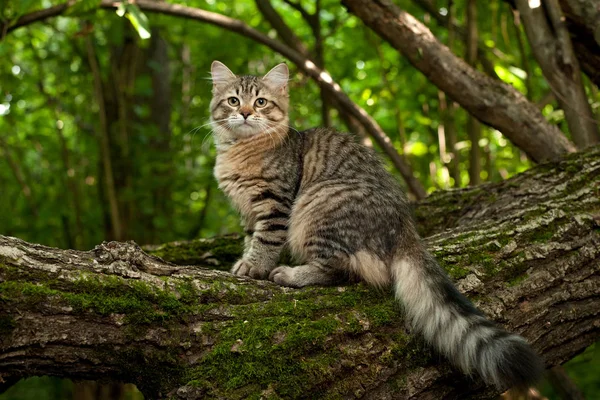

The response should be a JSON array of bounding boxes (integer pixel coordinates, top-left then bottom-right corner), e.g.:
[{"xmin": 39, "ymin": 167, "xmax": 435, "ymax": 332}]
[
  {"xmin": 262, "ymin": 63, "xmax": 289, "ymax": 93},
  {"xmin": 211, "ymin": 60, "xmax": 236, "ymax": 90}
]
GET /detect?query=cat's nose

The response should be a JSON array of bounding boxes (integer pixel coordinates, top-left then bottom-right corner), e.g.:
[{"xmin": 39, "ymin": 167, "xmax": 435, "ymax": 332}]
[{"xmin": 240, "ymin": 110, "xmax": 252, "ymax": 119}]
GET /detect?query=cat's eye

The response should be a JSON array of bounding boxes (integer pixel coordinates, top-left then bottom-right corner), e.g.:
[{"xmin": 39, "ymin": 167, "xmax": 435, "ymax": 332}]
[
  {"xmin": 254, "ymin": 98, "xmax": 267, "ymax": 107},
  {"xmin": 228, "ymin": 97, "xmax": 239, "ymax": 106}
]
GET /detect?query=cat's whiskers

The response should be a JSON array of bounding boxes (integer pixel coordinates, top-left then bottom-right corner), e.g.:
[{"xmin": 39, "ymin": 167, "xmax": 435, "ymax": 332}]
[
  {"xmin": 261, "ymin": 119, "xmax": 289, "ymax": 147},
  {"xmin": 255, "ymin": 119, "xmax": 278, "ymax": 147},
  {"xmin": 208, "ymin": 122, "xmax": 233, "ymax": 149},
  {"xmin": 186, "ymin": 118, "xmax": 230, "ymax": 151},
  {"xmin": 261, "ymin": 119, "xmax": 294, "ymax": 146}
]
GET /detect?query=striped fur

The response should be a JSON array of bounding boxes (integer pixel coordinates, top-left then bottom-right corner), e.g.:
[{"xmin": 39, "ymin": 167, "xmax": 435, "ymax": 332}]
[{"xmin": 210, "ymin": 61, "xmax": 543, "ymax": 390}]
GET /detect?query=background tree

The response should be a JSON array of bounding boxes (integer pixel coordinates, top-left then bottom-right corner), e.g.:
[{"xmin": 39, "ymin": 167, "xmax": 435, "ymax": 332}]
[{"xmin": 0, "ymin": 0, "xmax": 599, "ymax": 398}]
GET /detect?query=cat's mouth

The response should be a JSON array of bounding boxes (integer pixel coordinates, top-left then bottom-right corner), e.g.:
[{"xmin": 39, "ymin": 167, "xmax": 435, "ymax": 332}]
[{"xmin": 231, "ymin": 122, "xmax": 260, "ymax": 137}]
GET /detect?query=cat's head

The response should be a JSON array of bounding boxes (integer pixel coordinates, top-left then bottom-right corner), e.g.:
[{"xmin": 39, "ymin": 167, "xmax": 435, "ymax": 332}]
[{"xmin": 209, "ymin": 61, "xmax": 289, "ymax": 146}]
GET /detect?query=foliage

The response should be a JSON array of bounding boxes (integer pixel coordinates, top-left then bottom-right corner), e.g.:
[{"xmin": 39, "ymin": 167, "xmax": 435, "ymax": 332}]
[
  {"xmin": 0, "ymin": 0, "xmax": 599, "ymax": 398},
  {"xmin": 4, "ymin": 0, "xmax": 597, "ymax": 250}
]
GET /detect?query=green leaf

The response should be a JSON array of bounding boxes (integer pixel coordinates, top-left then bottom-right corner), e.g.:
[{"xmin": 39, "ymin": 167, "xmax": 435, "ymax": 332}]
[
  {"xmin": 116, "ymin": 2, "xmax": 126, "ymax": 17},
  {"xmin": 64, "ymin": 0, "xmax": 101, "ymax": 16},
  {"xmin": 123, "ymin": 3, "xmax": 151, "ymax": 40},
  {"xmin": 3, "ymin": 0, "xmax": 38, "ymax": 20}
]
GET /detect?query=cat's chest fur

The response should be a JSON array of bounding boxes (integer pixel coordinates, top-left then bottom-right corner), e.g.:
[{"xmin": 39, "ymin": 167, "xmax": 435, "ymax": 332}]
[{"xmin": 214, "ymin": 140, "xmax": 275, "ymax": 219}]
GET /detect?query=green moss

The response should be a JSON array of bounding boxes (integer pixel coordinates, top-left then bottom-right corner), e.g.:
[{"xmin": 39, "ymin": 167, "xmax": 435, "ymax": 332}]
[
  {"xmin": 436, "ymin": 256, "xmax": 471, "ymax": 280},
  {"xmin": 185, "ymin": 284, "xmax": 402, "ymax": 398},
  {"xmin": 2, "ymin": 265, "xmax": 403, "ymax": 398},
  {"xmin": 146, "ymin": 236, "xmax": 244, "ymax": 270},
  {"xmin": 0, "ymin": 269, "xmax": 204, "ymax": 394},
  {"xmin": 507, "ymin": 274, "xmax": 528, "ymax": 287},
  {"xmin": 0, "ymin": 273, "xmax": 208, "ymax": 329},
  {"xmin": 391, "ymin": 334, "xmax": 432, "ymax": 367},
  {"xmin": 187, "ymin": 313, "xmax": 339, "ymax": 397},
  {"xmin": 467, "ymin": 252, "xmax": 499, "ymax": 275},
  {"xmin": 496, "ymin": 235, "xmax": 512, "ymax": 247}
]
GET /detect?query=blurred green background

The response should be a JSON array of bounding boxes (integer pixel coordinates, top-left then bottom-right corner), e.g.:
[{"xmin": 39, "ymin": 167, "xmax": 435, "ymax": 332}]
[{"xmin": 0, "ymin": 0, "xmax": 598, "ymax": 398}]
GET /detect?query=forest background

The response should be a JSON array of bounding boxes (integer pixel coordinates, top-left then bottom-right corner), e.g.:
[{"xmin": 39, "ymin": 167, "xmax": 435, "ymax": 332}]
[{"xmin": 0, "ymin": 0, "xmax": 599, "ymax": 398}]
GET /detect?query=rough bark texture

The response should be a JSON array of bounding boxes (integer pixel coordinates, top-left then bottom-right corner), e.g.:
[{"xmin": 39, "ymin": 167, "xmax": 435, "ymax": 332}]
[
  {"xmin": 341, "ymin": 0, "xmax": 576, "ymax": 163},
  {"xmin": 559, "ymin": 0, "xmax": 600, "ymax": 87},
  {"xmin": 515, "ymin": 0, "xmax": 600, "ymax": 149},
  {"xmin": 1, "ymin": 146, "xmax": 599, "ymax": 399},
  {"xmin": 501, "ymin": 0, "xmax": 600, "ymax": 87}
]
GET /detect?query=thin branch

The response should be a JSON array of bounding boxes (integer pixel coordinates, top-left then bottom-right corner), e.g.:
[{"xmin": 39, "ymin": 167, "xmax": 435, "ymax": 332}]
[
  {"xmin": 282, "ymin": 0, "xmax": 315, "ymax": 29},
  {"xmin": 5, "ymin": 0, "xmax": 426, "ymax": 198},
  {"xmin": 466, "ymin": 0, "xmax": 481, "ymax": 186},
  {"xmin": 0, "ymin": 136, "xmax": 38, "ymax": 216},
  {"xmin": 411, "ymin": 0, "xmax": 500, "ymax": 79},
  {"xmin": 255, "ymin": 0, "xmax": 310, "ymax": 57},
  {"xmin": 3, "ymin": 0, "xmax": 75, "ymax": 35},
  {"xmin": 511, "ymin": 9, "xmax": 533, "ymax": 100},
  {"xmin": 85, "ymin": 34, "xmax": 123, "ymax": 240}
]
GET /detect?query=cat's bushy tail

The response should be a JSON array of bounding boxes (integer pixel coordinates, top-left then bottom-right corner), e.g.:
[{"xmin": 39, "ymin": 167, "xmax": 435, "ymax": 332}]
[{"xmin": 392, "ymin": 250, "xmax": 543, "ymax": 390}]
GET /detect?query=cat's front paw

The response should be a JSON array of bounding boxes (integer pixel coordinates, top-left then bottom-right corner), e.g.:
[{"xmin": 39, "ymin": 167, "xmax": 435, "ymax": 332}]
[
  {"xmin": 231, "ymin": 259, "xmax": 271, "ymax": 280},
  {"xmin": 269, "ymin": 266, "xmax": 299, "ymax": 287}
]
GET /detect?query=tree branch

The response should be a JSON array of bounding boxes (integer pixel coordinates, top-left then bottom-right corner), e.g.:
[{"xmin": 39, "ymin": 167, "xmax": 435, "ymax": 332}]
[
  {"xmin": 85, "ymin": 33, "xmax": 123, "ymax": 241},
  {"xmin": 502, "ymin": 0, "xmax": 600, "ymax": 88},
  {"xmin": 515, "ymin": 0, "xmax": 600, "ymax": 149},
  {"xmin": 558, "ymin": 0, "xmax": 600, "ymax": 84},
  {"xmin": 411, "ymin": 0, "xmax": 500, "ymax": 79},
  {"xmin": 2, "ymin": 146, "xmax": 600, "ymax": 399},
  {"xmin": 150, "ymin": 0, "xmax": 429, "ymax": 197},
  {"xmin": 342, "ymin": 0, "xmax": 576, "ymax": 163},
  {"xmin": 255, "ymin": 0, "xmax": 331, "ymax": 126},
  {"xmin": 3, "ymin": 0, "xmax": 426, "ymax": 199},
  {"xmin": 0, "ymin": 136, "xmax": 38, "ymax": 217}
]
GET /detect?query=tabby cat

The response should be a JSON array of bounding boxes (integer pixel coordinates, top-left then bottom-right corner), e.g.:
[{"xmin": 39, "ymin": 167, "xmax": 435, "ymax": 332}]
[{"xmin": 209, "ymin": 60, "xmax": 542, "ymax": 390}]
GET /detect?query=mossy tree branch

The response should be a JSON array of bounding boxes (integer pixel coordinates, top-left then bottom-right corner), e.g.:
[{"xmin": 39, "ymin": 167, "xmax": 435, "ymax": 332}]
[{"xmin": 1, "ymin": 147, "xmax": 600, "ymax": 399}]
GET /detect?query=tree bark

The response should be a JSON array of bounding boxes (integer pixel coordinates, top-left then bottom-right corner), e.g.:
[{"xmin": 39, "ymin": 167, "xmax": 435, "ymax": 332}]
[
  {"xmin": 515, "ymin": 0, "xmax": 600, "ymax": 149},
  {"xmin": 466, "ymin": 0, "xmax": 481, "ymax": 186},
  {"xmin": 501, "ymin": 0, "xmax": 600, "ymax": 88},
  {"xmin": 411, "ymin": 0, "xmax": 500, "ymax": 80},
  {"xmin": 2, "ymin": 146, "xmax": 600, "ymax": 399},
  {"xmin": 558, "ymin": 0, "xmax": 600, "ymax": 87},
  {"xmin": 85, "ymin": 35, "xmax": 123, "ymax": 241},
  {"xmin": 341, "ymin": 0, "xmax": 576, "ymax": 163}
]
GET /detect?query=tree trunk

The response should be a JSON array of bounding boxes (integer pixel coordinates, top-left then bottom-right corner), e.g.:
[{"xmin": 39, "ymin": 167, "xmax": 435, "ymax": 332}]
[
  {"xmin": 466, "ymin": 0, "xmax": 481, "ymax": 186},
  {"xmin": 515, "ymin": 0, "xmax": 600, "ymax": 149},
  {"xmin": 501, "ymin": 0, "xmax": 600, "ymax": 88},
  {"xmin": 2, "ymin": 146, "xmax": 599, "ymax": 399},
  {"xmin": 341, "ymin": 0, "xmax": 576, "ymax": 163},
  {"xmin": 86, "ymin": 35, "xmax": 123, "ymax": 241},
  {"xmin": 556, "ymin": 0, "xmax": 600, "ymax": 88}
]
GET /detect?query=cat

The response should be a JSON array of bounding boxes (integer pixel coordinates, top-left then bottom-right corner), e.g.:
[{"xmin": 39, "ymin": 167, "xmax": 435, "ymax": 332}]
[{"xmin": 209, "ymin": 60, "xmax": 543, "ymax": 390}]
